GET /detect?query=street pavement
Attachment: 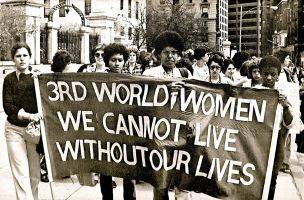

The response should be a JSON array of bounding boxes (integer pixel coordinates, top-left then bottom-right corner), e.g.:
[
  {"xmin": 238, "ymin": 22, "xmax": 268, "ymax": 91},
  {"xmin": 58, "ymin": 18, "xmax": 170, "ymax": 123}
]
[{"xmin": 0, "ymin": 112, "xmax": 303, "ymax": 200}]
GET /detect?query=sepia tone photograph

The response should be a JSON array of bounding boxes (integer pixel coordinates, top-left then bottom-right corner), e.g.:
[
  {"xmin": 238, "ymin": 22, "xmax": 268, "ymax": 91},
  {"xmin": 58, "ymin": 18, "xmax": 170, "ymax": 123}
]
[{"xmin": 0, "ymin": 0, "xmax": 304, "ymax": 199}]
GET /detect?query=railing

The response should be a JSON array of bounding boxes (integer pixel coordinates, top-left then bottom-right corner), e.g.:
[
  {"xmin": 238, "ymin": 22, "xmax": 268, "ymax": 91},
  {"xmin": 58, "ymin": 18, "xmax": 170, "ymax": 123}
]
[
  {"xmin": 58, "ymin": 31, "xmax": 81, "ymax": 63},
  {"xmin": 40, "ymin": 28, "xmax": 48, "ymax": 64}
]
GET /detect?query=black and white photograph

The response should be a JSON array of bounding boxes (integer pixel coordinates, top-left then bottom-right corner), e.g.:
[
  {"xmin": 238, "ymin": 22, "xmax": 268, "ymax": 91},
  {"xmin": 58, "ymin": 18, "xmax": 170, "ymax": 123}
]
[{"xmin": 0, "ymin": 0, "xmax": 304, "ymax": 199}]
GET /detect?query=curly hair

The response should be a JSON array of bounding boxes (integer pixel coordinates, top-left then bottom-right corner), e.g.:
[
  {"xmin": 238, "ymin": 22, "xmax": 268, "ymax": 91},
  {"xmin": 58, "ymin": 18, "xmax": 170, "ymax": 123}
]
[
  {"xmin": 232, "ymin": 51, "xmax": 250, "ymax": 69},
  {"xmin": 273, "ymin": 49, "xmax": 290, "ymax": 63},
  {"xmin": 11, "ymin": 42, "xmax": 32, "ymax": 59},
  {"xmin": 154, "ymin": 31, "xmax": 184, "ymax": 55},
  {"xmin": 259, "ymin": 56, "xmax": 281, "ymax": 74},
  {"xmin": 207, "ymin": 53, "xmax": 224, "ymax": 69},
  {"xmin": 51, "ymin": 50, "xmax": 72, "ymax": 72},
  {"xmin": 103, "ymin": 43, "xmax": 129, "ymax": 67},
  {"xmin": 222, "ymin": 59, "xmax": 235, "ymax": 74},
  {"xmin": 241, "ymin": 61, "xmax": 260, "ymax": 79}
]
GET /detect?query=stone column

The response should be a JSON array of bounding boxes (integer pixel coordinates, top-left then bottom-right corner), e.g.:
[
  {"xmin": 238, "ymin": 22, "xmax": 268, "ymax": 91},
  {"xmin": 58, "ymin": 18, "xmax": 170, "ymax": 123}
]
[
  {"xmin": 79, "ymin": 26, "xmax": 91, "ymax": 64},
  {"xmin": 47, "ymin": 22, "xmax": 60, "ymax": 63},
  {"xmin": 222, "ymin": 40, "xmax": 231, "ymax": 58}
]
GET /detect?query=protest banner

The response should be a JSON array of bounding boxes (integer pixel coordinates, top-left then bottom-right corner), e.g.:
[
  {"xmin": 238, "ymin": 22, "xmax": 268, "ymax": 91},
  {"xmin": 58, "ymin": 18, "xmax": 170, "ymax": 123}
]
[{"xmin": 34, "ymin": 73, "xmax": 281, "ymax": 200}]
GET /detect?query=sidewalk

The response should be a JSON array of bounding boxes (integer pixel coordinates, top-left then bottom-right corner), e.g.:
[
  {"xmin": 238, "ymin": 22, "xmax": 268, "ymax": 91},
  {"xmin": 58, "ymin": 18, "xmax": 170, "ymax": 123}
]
[{"xmin": 0, "ymin": 112, "xmax": 303, "ymax": 200}]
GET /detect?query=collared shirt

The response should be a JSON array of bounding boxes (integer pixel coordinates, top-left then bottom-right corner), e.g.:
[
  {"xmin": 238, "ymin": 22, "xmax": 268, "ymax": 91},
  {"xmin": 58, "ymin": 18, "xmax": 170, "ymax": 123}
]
[
  {"xmin": 122, "ymin": 62, "xmax": 142, "ymax": 75},
  {"xmin": 142, "ymin": 65, "xmax": 183, "ymax": 78}
]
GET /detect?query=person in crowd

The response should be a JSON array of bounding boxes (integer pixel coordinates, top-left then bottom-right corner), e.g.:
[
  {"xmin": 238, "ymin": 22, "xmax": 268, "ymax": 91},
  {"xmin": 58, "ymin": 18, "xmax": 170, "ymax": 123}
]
[
  {"xmin": 222, "ymin": 58, "xmax": 235, "ymax": 82},
  {"xmin": 77, "ymin": 44, "xmax": 108, "ymax": 73},
  {"xmin": 176, "ymin": 57, "xmax": 193, "ymax": 75},
  {"xmin": 242, "ymin": 61, "xmax": 262, "ymax": 87},
  {"xmin": 191, "ymin": 46, "xmax": 209, "ymax": 80},
  {"xmin": 99, "ymin": 43, "xmax": 136, "ymax": 200},
  {"xmin": 273, "ymin": 49, "xmax": 297, "ymax": 173},
  {"xmin": 2, "ymin": 42, "xmax": 41, "ymax": 200},
  {"xmin": 232, "ymin": 51, "xmax": 250, "ymax": 86},
  {"xmin": 143, "ymin": 31, "xmax": 191, "ymax": 200},
  {"xmin": 122, "ymin": 46, "xmax": 142, "ymax": 75},
  {"xmin": 257, "ymin": 56, "xmax": 293, "ymax": 200},
  {"xmin": 273, "ymin": 49, "xmax": 295, "ymax": 83},
  {"xmin": 296, "ymin": 67, "xmax": 304, "ymax": 154},
  {"xmin": 51, "ymin": 50, "xmax": 72, "ymax": 73},
  {"xmin": 138, "ymin": 51, "xmax": 155, "ymax": 71},
  {"xmin": 205, "ymin": 53, "xmax": 233, "ymax": 84}
]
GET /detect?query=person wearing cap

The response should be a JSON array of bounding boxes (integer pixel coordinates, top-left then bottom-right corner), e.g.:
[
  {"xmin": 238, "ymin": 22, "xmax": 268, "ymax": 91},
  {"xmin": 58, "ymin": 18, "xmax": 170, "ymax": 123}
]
[
  {"xmin": 143, "ymin": 31, "xmax": 191, "ymax": 200},
  {"xmin": 257, "ymin": 56, "xmax": 293, "ymax": 200},
  {"xmin": 191, "ymin": 47, "xmax": 209, "ymax": 80}
]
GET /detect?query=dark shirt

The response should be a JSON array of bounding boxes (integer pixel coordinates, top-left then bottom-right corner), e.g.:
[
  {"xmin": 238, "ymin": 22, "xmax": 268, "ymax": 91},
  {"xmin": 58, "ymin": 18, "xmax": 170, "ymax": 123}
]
[{"xmin": 2, "ymin": 71, "xmax": 38, "ymax": 127}]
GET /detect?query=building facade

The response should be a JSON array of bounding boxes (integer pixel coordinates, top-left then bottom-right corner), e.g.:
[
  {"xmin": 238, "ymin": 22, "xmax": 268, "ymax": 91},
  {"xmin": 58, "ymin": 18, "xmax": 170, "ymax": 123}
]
[
  {"xmin": 272, "ymin": 0, "xmax": 302, "ymax": 67},
  {"xmin": 0, "ymin": 0, "xmax": 146, "ymax": 64},
  {"xmin": 147, "ymin": 0, "xmax": 229, "ymax": 52},
  {"xmin": 228, "ymin": 0, "xmax": 276, "ymax": 57}
]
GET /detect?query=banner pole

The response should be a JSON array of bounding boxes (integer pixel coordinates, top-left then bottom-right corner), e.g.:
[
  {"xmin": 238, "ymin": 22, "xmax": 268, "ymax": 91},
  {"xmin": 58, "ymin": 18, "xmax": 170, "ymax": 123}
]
[
  {"xmin": 261, "ymin": 104, "xmax": 282, "ymax": 200},
  {"xmin": 34, "ymin": 75, "xmax": 54, "ymax": 182}
]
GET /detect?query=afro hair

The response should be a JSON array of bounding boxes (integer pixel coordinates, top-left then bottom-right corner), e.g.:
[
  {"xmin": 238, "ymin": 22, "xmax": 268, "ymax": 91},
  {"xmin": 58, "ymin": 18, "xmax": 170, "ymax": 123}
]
[{"xmin": 154, "ymin": 31, "xmax": 184, "ymax": 55}]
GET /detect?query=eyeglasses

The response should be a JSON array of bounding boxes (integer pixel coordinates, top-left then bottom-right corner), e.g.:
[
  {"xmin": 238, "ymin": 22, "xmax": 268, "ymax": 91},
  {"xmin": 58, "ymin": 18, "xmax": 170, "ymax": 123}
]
[
  {"xmin": 161, "ymin": 50, "xmax": 179, "ymax": 57},
  {"xmin": 210, "ymin": 65, "xmax": 221, "ymax": 70},
  {"xmin": 95, "ymin": 53, "xmax": 104, "ymax": 57}
]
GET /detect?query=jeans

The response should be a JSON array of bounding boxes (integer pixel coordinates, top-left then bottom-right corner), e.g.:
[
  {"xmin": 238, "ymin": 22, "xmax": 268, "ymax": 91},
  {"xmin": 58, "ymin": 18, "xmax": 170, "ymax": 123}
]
[{"xmin": 5, "ymin": 121, "xmax": 40, "ymax": 200}]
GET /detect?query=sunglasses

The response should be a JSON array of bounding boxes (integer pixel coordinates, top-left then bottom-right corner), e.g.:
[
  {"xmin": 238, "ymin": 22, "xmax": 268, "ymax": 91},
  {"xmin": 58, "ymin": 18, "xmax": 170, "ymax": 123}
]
[
  {"xmin": 95, "ymin": 52, "xmax": 104, "ymax": 57},
  {"xmin": 210, "ymin": 65, "xmax": 221, "ymax": 70}
]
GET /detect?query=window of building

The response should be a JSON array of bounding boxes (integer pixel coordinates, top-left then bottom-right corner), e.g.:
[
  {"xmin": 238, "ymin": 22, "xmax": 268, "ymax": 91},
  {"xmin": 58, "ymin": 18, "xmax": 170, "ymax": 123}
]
[
  {"xmin": 136, "ymin": 1, "xmax": 139, "ymax": 19},
  {"xmin": 44, "ymin": 0, "xmax": 50, "ymax": 17},
  {"xmin": 173, "ymin": 0, "xmax": 179, "ymax": 5},
  {"xmin": 128, "ymin": 0, "xmax": 132, "ymax": 18},
  {"xmin": 85, "ymin": 0, "xmax": 91, "ymax": 15},
  {"xmin": 59, "ymin": 0, "xmax": 66, "ymax": 17},
  {"xmin": 189, "ymin": 0, "xmax": 193, "ymax": 3},
  {"xmin": 120, "ymin": 0, "xmax": 124, "ymax": 10},
  {"xmin": 128, "ymin": 27, "xmax": 132, "ymax": 39}
]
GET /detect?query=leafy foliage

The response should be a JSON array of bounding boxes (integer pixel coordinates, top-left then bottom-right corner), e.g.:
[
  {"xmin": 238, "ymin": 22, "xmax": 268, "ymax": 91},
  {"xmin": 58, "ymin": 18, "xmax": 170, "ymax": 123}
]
[
  {"xmin": 146, "ymin": 0, "xmax": 208, "ymax": 50},
  {"xmin": 0, "ymin": 5, "xmax": 34, "ymax": 61}
]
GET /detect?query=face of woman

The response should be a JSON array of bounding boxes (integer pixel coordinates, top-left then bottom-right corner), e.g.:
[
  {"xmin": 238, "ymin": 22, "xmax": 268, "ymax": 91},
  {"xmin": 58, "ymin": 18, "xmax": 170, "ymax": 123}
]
[
  {"xmin": 108, "ymin": 53, "xmax": 125, "ymax": 73},
  {"xmin": 252, "ymin": 68, "xmax": 261, "ymax": 81},
  {"xmin": 14, "ymin": 47, "xmax": 30, "ymax": 72},
  {"xmin": 129, "ymin": 52, "xmax": 137, "ymax": 63},
  {"xmin": 94, "ymin": 50, "xmax": 104, "ymax": 65},
  {"xmin": 209, "ymin": 61, "xmax": 221, "ymax": 77},
  {"xmin": 225, "ymin": 64, "xmax": 235, "ymax": 78}
]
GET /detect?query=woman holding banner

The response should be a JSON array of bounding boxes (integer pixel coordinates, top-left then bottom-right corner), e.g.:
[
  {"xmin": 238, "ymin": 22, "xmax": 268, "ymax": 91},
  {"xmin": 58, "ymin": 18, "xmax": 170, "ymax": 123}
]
[
  {"xmin": 2, "ymin": 42, "xmax": 41, "ymax": 200},
  {"xmin": 99, "ymin": 43, "xmax": 136, "ymax": 200}
]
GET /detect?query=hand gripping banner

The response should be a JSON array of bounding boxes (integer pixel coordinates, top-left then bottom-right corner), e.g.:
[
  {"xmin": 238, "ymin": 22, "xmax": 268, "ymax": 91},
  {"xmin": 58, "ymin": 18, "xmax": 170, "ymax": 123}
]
[{"xmin": 34, "ymin": 73, "xmax": 281, "ymax": 200}]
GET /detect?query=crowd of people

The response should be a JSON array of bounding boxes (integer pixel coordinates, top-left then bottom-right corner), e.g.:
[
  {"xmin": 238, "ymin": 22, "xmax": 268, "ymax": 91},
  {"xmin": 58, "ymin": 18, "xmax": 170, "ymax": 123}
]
[{"xmin": 2, "ymin": 30, "xmax": 304, "ymax": 200}]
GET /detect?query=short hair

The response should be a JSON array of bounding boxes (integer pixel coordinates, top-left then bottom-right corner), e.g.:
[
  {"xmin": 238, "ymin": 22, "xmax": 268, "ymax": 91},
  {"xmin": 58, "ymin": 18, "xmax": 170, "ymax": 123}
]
[
  {"xmin": 222, "ymin": 59, "xmax": 235, "ymax": 73},
  {"xmin": 243, "ymin": 61, "xmax": 260, "ymax": 79},
  {"xmin": 193, "ymin": 47, "xmax": 207, "ymax": 60},
  {"xmin": 232, "ymin": 51, "xmax": 250, "ymax": 69},
  {"xmin": 154, "ymin": 31, "xmax": 184, "ymax": 55},
  {"xmin": 103, "ymin": 43, "xmax": 129, "ymax": 67},
  {"xmin": 128, "ymin": 46, "xmax": 138, "ymax": 54},
  {"xmin": 259, "ymin": 56, "xmax": 281, "ymax": 74},
  {"xmin": 11, "ymin": 42, "xmax": 32, "ymax": 59},
  {"xmin": 90, "ymin": 43, "xmax": 106, "ymax": 63},
  {"xmin": 273, "ymin": 49, "xmax": 290, "ymax": 63},
  {"xmin": 51, "ymin": 50, "xmax": 72, "ymax": 72},
  {"xmin": 207, "ymin": 53, "xmax": 224, "ymax": 69}
]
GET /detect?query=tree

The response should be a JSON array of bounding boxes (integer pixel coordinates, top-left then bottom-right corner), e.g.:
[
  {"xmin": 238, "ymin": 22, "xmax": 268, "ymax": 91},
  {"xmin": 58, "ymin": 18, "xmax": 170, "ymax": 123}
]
[
  {"xmin": 122, "ymin": 9, "xmax": 147, "ymax": 50},
  {"xmin": 146, "ymin": 0, "xmax": 208, "ymax": 50},
  {"xmin": 0, "ymin": 5, "xmax": 34, "ymax": 61}
]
